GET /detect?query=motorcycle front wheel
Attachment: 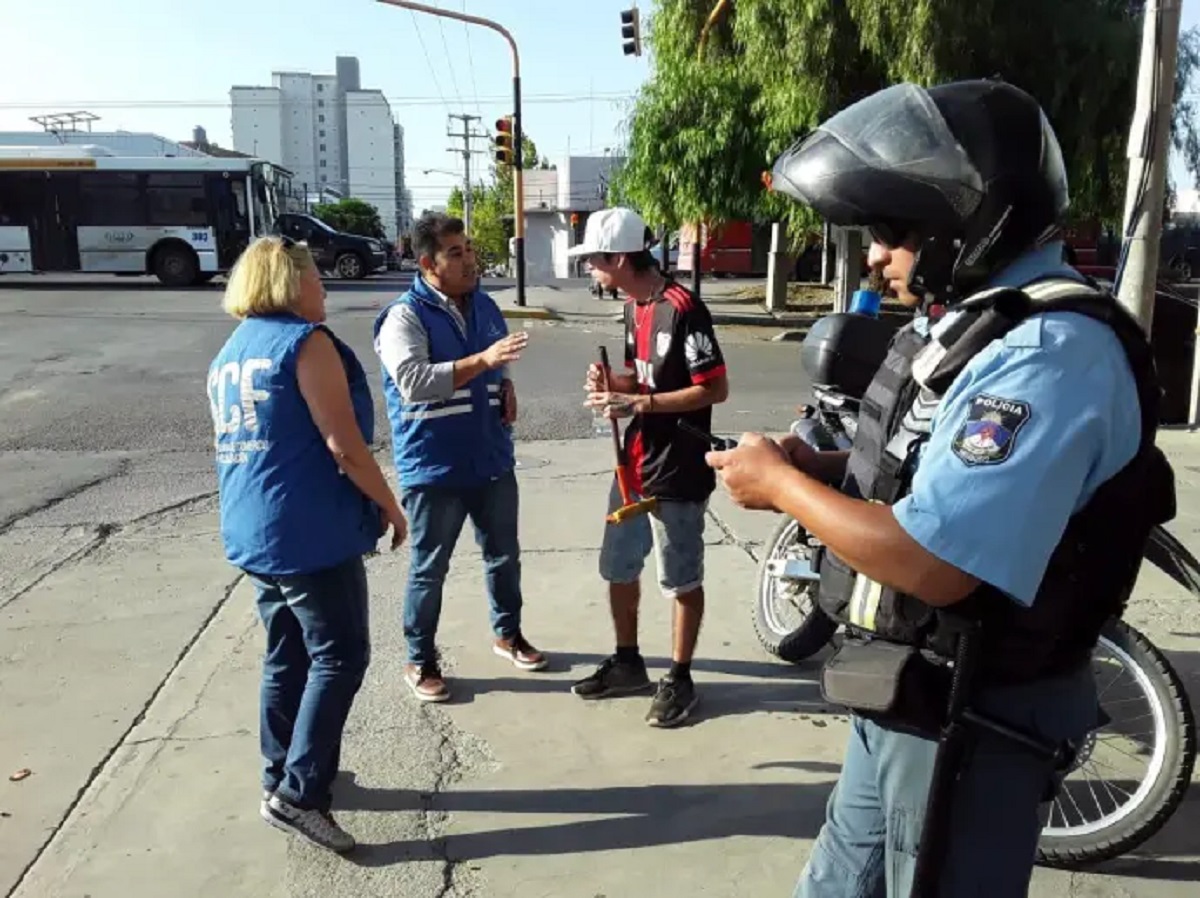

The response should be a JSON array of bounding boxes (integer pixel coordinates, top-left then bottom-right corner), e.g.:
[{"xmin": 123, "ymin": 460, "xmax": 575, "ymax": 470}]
[
  {"xmin": 753, "ymin": 516, "xmax": 837, "ymax": 663},
  {"xmin": 1036, "ymin": 618, "xmax": 1196, "ymax": 867}
]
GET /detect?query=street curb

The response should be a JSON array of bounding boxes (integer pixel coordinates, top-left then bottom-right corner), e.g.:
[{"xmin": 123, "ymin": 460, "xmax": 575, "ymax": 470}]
[
  {"xmin": 501, "ymin": 307, "xmax": 564, "ymax": 321},
  {"xmin": 771, "ymin": 330, "xmax": 811, "ymax": 342}
]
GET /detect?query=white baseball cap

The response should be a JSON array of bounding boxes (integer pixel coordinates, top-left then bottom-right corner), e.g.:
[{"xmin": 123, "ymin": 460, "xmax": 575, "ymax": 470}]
[{"xmin": 567, "ymin": 207, "xmax": 651, "ymax": 257}]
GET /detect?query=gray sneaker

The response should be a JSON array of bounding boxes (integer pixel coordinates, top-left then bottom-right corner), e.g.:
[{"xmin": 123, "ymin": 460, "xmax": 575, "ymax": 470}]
[
  {"xmin": 263, "ymin": 793, "xmax": 355, "ymax": 853},
  {"xmin": 571, "ymin": 654, "xmax": 653, "ymax": 699}
]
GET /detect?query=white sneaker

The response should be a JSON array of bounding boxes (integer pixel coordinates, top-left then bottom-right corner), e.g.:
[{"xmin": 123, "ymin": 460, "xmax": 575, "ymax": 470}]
[{"xmin": 263, "ymin": 793, "xmax": 355, "ymax": 853}]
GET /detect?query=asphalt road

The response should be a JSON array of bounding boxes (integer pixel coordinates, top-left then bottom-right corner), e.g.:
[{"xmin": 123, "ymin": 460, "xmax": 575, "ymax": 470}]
[{"xmin": 0, "ymin": 274, "xmax": 809, "ymax": 526}]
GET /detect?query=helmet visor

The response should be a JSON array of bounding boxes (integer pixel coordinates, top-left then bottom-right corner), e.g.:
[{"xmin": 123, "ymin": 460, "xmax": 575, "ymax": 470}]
[{"xmin": 773, "ymin": 82, "xmax": 986, "ymax": 228}]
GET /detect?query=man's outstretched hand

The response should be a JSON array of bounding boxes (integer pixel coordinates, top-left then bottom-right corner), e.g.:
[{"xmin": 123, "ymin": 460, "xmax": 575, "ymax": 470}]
[
  {"xmin": 705, "ymin": 432, "xmax": 794, "ymax": 511},
  {"xmin": 482, "ymin": 332, "xmax": 528, "ymax": 370}
]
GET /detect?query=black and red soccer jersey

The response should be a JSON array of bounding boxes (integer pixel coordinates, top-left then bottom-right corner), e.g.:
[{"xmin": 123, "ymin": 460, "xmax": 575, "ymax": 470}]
[{"xmin": 621, "ymin": 279, "xmax": 727, "ymax": 502}]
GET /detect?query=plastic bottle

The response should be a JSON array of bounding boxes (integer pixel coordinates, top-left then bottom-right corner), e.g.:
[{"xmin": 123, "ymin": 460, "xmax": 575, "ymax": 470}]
[{"xmin": 593, "ymin": 405, "xmax": 612, "ymax": 437}]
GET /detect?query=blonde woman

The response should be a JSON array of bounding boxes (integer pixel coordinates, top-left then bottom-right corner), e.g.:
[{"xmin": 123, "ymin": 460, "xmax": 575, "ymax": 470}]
[{"xmin": 206, "ymin": 236, "xmax": 406, "ymax": 854}]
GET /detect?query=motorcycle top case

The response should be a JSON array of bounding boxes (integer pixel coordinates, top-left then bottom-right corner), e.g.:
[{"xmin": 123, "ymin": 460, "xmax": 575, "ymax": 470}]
[{"xmin": 800, "ymin": 312, "xmax": 898, "ymax": 400}]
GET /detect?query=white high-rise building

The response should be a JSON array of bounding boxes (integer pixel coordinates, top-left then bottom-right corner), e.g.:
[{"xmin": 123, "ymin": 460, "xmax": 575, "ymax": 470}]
[{"xmin": 230, "ymin": 56, "xmax": 408, "ymax": 241}]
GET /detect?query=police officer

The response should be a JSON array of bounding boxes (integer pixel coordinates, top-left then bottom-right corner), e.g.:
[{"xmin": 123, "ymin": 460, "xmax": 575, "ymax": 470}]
[{"xmin": 706, "ymin": 80, "xmax": 1173, "ymax": 896}]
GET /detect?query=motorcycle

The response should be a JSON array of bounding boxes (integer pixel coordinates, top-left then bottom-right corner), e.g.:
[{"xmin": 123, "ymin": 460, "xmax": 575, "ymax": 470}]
[{"xmin": 752, "ymin": 311, "xmax": 1197, "ymax": 868}]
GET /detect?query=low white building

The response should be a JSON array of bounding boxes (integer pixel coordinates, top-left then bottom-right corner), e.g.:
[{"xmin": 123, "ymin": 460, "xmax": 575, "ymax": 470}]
[{"xmin": 520, "ymin": 154, "xmax": 625, "ymax": 282}]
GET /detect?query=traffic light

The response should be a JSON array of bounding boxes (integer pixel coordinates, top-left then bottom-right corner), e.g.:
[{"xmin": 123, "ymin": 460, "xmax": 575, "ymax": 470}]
[
  {"xmin": 494, "ymin": 116, "xmax": 514, "ymax": 167},
  {"xmin": 620, "ymin": 6, "xmax": 642, "ymax": 57}
]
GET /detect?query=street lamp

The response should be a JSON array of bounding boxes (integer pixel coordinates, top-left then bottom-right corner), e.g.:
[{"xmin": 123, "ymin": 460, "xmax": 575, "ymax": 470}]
[{"xmin": 377, "ymin": 0, "xmax": 527, "ymax": 306}]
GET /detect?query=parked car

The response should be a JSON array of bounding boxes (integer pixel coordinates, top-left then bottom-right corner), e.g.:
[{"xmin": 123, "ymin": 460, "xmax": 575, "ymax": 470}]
[{"xmin": 275, "ymin": 213, "xmax": 387, "ymax": 280}]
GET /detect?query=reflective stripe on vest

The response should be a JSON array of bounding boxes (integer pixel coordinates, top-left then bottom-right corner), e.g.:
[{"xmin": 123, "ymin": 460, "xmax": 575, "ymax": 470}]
[{"xmin": 400, "ymin": 383, "xmax": 501, "ymax": 421}]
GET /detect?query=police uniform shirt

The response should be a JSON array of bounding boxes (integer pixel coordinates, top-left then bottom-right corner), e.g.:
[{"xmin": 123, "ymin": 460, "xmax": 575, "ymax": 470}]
[{"xmin": 891, "ymin": 242, "xmax": 1142, "ymax": 606}]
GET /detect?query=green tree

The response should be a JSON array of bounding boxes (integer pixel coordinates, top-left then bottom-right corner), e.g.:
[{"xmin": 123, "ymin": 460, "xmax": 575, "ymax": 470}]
[
  {"xmin": 312, "ymin": 197, "xmax": 385, "ymax": 238},
  {"xmin": 614, "ymin": 0, "xmax": 1200, "ymax": 243}
]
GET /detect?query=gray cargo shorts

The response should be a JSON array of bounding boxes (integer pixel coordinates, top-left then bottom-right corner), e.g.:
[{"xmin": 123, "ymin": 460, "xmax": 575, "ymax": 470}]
[{"xmin": 598, "ymin": 478, "xmax": 707, "ymax": 598}]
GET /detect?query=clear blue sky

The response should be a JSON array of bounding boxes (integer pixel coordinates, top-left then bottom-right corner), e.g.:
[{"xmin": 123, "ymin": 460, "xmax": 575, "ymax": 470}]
[
  {"xmin": 0, "ymin": 0, "xmax": 1196, "ymax": 209},
  {"xmin": 0, "ymin": 0, "xmax": 651, "ymax": 211}
]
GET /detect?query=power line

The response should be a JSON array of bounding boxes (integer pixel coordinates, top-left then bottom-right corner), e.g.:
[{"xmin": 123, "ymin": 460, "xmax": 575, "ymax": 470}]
[
  {"xmin": 0, "ymin": 92, "xmax": 636, "ymax": 111},
  {"xmin": 408, "ymin": 9, "xmax": 452, "ymax": 115},
  {"xmin": 434, "ymin": 4, "xmax": 465, "ymax": 111}
]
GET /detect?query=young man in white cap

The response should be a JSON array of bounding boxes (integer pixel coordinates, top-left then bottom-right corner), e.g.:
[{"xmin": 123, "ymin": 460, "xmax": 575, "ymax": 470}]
[{"xmin": 570, "ymin": 207, "xmax": 729, "ymax": 728}]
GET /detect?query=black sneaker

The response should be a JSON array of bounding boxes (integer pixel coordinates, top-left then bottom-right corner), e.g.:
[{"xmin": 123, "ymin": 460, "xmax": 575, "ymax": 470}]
[
  {"xmin": 646, "ymin": 675, "xmax": 699, "ymax": 728},
  {"xmin": 571, "ymin": 654, "xmax": 653, "ymax": 699}
]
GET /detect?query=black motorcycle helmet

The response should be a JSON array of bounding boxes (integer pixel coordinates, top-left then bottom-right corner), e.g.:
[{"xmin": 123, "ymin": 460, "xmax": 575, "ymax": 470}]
[{"xmin": 770, "ymin": 79, "xmax": 1070, "ymax": 304}]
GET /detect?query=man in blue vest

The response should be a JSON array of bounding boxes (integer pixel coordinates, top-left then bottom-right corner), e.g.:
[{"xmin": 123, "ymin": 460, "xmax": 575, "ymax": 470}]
[{"xmin": 374, "ymin": 212, "xmax": 548, "ymax": 703}]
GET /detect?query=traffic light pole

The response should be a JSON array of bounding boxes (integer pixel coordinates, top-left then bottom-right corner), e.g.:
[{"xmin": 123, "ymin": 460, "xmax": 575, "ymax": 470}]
[
  {"xmin": 378, "ymin": 0, "xmax": 527, "ymax": 306},
  {"xmin": 512, "ymin": 75, "xmax": 526, "ymax": 305}
]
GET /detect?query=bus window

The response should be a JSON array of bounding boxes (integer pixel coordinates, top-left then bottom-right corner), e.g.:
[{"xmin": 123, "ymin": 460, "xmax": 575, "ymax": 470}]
[
  {"xmin": 79, "ymin": 173, "xmax": 144, "ymax": 226},
  {"xmin": 146, "ymin": 172, "xmax": 207, "ymax": 227}
]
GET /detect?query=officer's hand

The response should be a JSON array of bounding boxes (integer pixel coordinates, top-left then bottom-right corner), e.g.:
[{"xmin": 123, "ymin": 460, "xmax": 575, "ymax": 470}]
[
  {"xmin": 482, "ymin": 332, "xmax": 528, "ymax": 370},
  {"xmin": 705, "ymin": 433, "xmax": 792, "ymax": 511},
  {"xmin": 778, "ymin": 433, "xmax": 821, "ymax": 474}
]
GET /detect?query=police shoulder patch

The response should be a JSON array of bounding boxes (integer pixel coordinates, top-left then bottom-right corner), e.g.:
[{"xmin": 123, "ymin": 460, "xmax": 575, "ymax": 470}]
[{"xmin": 950, "ymin": 393, "xmax": 1031, "ymax": 467}]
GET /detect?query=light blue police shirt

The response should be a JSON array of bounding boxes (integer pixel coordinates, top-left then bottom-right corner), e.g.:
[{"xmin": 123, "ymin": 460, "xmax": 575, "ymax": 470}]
[{"xmin": 891, "ymin": 241, "xmax": 1142, "ymax": 606}]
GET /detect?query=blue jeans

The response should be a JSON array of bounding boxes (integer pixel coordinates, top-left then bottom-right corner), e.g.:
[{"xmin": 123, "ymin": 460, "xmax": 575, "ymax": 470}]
[
  {"xmin": 250, "ymin": 555, "xmax": 370, "ymax": 811},
  {"xmin": 795, "ymin": 665, "xmax": 1097, "ymax": 897},
  {"xmin": 401, "ymin": 470, "xmax": 523, "ymax": 666}
]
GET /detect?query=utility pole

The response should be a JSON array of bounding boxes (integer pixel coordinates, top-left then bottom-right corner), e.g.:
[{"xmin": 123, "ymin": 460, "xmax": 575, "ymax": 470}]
[
  {"xmin": 447, "ymin": 113, "xmax": 486, "ymax": 236},
  {"xmin": 1116, "ymin": 0, "xmax": 1182, "ymax": 334}
]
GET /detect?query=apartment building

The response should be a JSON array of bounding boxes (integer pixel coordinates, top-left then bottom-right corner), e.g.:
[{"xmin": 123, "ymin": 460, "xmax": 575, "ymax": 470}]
[{"xmin": 230, "ymin": 56, "xmax": 411, "ymax": 240}]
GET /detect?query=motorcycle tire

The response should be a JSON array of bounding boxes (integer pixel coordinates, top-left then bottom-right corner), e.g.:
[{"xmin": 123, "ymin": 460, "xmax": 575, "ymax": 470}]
[
  {"xmin": 1036, "ymin": 618, "xmax": 1196, "ymax": 867},
  {"xmin": 754, "ymin": 516, "xmax": 838, "ymax": 663}
]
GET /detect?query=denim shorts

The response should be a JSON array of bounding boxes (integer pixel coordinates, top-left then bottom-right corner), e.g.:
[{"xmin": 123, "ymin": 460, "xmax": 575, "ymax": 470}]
[{"xmin": 598, "ymin": 479, "xmax": 707, "ymax": 598}]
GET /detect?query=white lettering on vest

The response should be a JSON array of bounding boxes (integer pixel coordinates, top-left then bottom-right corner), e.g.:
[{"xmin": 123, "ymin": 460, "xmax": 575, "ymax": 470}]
[
  {"xmin": 239, "ymin": 359, "xmax": 272, "ymax": 432},
  {"xmin": 208, "ymin": 358, "xmax": 274, "ymax": 443}
]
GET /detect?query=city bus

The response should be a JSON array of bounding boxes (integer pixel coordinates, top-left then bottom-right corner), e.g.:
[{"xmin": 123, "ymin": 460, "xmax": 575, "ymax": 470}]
[{"xmin": 0, "ymin": 145, "xmax": 292, "ymax": 286}]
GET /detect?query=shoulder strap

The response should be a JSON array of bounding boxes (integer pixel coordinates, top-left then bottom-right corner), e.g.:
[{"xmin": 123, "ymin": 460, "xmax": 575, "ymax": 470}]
[{"xmin": 1022, "ymin": 279, "xmax": 1161, "ymax": 453}]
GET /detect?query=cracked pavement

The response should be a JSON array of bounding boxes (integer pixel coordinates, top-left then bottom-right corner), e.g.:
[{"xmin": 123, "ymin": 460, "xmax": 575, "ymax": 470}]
[{"xmin": 1, "ymin": 282, "xmax": 1198, "ymax": 897}]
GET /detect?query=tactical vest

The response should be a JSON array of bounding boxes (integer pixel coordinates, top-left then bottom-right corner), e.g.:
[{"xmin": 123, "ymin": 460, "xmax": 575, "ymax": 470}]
[{"xmin": 816, "ymin": 278, "xmax": 1177, "ymax": 687}]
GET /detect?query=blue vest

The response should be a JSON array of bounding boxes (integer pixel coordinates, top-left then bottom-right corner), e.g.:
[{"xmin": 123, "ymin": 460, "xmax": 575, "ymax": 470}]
[
  {"xmin": 208, "ymin": 313, "xmax": 382, "ymax": 575},
  {"xmin": 373, "ymin": 277, "xmax": 515, "ymax": 490}
]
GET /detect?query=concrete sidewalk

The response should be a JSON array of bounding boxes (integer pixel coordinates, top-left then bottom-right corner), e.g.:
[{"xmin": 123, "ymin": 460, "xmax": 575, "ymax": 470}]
[{"xmin": 4, "ymin": 435, "xmax": 1199, "ymax": 897}]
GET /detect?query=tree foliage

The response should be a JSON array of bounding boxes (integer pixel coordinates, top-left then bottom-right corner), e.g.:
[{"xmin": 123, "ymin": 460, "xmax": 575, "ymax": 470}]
[
  {"xmin": 614, "ymin": 0, "xmax": 1200, "ymax": 243},
  {"xmin": 312, "ymin": 197, "xmax": 385, "ymax": 238}
]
